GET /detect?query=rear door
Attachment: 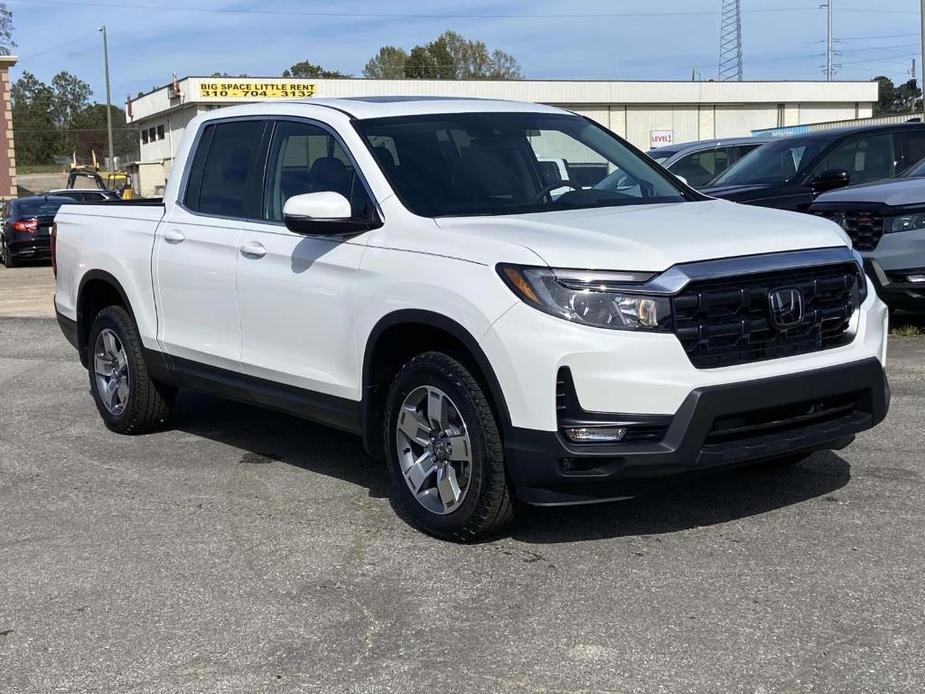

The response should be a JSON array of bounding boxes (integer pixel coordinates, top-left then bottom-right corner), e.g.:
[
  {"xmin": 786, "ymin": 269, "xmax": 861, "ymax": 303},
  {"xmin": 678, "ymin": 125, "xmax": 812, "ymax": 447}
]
[
  {"xmin": 154, "ymin": 119, "xmax": 268, "ymax": 374},
  {"xmin": 236, "ymin": 119, "xmax": 376, "ymax": 408}
]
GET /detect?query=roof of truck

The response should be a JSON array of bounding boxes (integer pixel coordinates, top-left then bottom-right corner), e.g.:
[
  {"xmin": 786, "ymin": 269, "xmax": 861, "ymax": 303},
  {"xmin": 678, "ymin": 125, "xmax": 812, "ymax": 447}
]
[{"xmin": 206, "ymin": 96, "xmax": 569, "ymax": 121}]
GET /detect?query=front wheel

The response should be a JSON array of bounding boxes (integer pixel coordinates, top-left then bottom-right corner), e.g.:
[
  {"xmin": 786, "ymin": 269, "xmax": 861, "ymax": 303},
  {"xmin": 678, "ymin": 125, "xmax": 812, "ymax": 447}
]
[
  {"xmin": 383, "ymin": 352, "xmax": 514, "ymax": 542},
  {"xmin": 87, "ymin": 305, "xmax": 175, "ymax": 434}
]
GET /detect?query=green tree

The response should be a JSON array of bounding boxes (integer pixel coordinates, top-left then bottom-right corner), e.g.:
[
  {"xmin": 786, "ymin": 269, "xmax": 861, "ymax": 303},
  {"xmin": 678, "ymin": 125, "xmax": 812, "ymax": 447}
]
[
  {"xmin": 0, "ymin": 3, "xmax": 14, "ymax": 55},
  {"xmin": 51, "ymin": 71, "xmax": 92, "ymax": 128},
  {"xmin": 282, "ymin": 60, "xmax": 351, "ymax": 79},
  {"xmin": 69, "ymin": 103, "xmax": 137, "ymax": 163},
  {"xmin": 404, "ymin": 36, "xmax": 455, "ymax": 79},
  {"xmin": 11, "ymin": 70, "xmax": 137, "ymax": 166},
  {"xmin": 873, "ymin": 75, "xmax": 923, "ymax": 115},
  {"xmin": 363, "ymin": 45, "xmax": 409, "ymax": 79},
  {"xmin": 371, "ymin": 31, "xmax": 522, "ymax": 81},
  {"xmin": 11, "ymin": 72, "xmax": 62, "ymax": 165}
]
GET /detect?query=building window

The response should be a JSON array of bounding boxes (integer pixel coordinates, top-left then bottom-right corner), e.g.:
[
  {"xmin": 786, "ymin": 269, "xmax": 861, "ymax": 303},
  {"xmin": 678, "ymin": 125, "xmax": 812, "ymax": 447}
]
[
  {"xmin": 148, "ymin": 128, "xmax": 156, "ymax": 142},
  {"xmin": 157, "ymin": 125, "xmax": 165, "ymax": 141},
  {"xmin": 141, "ymin": 129, "xmax": 149, "ymax": 144}
]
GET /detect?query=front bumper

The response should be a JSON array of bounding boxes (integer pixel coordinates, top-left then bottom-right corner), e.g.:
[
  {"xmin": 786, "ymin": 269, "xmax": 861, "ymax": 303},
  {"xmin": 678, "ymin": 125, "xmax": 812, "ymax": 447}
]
[
  {"xmin": 864, "ymin": 257, "xmax": 925, "ymax": 311},
  {"xmin": 505, "ymin": 358, "xmax": 890, "ymax": 505}
]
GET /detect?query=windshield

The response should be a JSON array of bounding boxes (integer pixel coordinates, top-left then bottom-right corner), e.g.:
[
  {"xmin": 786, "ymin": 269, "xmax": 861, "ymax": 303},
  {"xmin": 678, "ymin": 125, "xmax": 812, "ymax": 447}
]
[
  {"xmin": 648, "ymin": 149, "xmax": 678, "ymax": 165},
  {"xmin": 710, "ymin": 138, "xmax": 830, "ymax": 186},
  {"xmin": 16, "ymin": 197, "xmax": 69, "ymax": 217},
  {"xmin": 903, "ymin": 156, "xmax": 925, "ymax": 177},
  {"xmin": 355, "ymin": 112, "xmax": 688, "ymax": 217}
]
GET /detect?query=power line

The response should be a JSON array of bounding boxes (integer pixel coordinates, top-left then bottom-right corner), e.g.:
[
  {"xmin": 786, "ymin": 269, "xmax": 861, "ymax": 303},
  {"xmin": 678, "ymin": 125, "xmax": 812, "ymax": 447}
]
[
  {"xmin": 14, "ymin": 28, "xmax": 99, "ymax": 62},
  {"xmin": 4, "ymin": 0, "xmax": 828, "ymax": 19},
  {"xmin": 838, "ymin": 33, "xmax": 921, "ymax": 41}
]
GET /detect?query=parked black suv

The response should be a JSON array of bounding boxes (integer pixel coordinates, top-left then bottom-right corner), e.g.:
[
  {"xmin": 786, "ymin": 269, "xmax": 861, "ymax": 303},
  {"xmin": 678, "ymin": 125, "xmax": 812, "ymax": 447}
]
[{"xmin": 702, "ymin": 123, "xmax": 925, "ymax": 212}]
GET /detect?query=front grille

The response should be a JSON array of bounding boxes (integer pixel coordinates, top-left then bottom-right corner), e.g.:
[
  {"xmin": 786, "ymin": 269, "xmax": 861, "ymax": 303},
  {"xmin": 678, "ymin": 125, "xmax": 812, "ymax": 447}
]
[
  {"xmin": 812, "ymin": 210, "xmax": 885, "ymax": 250},
  {"xmin": 672, "ymin": 263, "xmax": 861, "ymax": 369}
]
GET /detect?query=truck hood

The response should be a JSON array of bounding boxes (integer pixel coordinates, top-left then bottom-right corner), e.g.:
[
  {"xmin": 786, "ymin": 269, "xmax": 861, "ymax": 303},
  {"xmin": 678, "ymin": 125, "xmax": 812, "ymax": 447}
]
[
  {"xmin": 434, "ymin": 199, "xmax": 849, "ymax": 271},
  {"xmin": 812, "ymin": 177, "xmax": 925, "ymax": 208}
]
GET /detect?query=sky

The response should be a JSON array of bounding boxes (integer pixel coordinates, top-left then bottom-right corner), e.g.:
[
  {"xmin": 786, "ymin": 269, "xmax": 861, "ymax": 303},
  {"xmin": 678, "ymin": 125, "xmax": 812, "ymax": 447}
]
[{"xmin": 5, "ymin": 0, "xmax": 925, "ymax": 104}]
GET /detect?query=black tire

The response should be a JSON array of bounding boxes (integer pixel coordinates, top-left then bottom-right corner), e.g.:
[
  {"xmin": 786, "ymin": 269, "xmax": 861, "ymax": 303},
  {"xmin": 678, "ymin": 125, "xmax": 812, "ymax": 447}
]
[
  {"xmin": 87, "ymin": 305, "xmax": 175, "ymax": 434},
  {"xmin": 383, "ymin": 351, "xmax": 514, "ymax": 542},
  {"xmin": 2, "ymin": 238, "xmax": 17, "ymax": 268}
]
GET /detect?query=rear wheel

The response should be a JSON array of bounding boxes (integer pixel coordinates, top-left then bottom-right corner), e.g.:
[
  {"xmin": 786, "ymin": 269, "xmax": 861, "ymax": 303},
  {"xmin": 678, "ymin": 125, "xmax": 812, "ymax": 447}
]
[
  {"xmin": 87, "ymin": 305, "xmax": 174, "ymax": 434},
  {"xmin": 2, "ymin": 238, "xmax": 17, "ymax": 267},
  {"xmin": 384, "ymin": 352, "xmax": 514, "ymax": 542}
]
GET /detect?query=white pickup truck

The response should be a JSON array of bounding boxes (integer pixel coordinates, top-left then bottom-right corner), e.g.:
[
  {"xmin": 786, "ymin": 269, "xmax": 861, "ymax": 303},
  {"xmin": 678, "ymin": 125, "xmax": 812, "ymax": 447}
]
[{"xmin": 54, "ymin": 97, "xmax": 890, "ymax": 541}]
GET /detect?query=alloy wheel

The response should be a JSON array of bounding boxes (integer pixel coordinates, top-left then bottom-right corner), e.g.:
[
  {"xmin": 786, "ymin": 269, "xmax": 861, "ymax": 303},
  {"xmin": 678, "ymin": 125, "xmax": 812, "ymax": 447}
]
[
  {"xmin": 395, "ymin": 385, "xmax": 473, "ymax": 515},
  {"xmin": 93, "ymin": 328, "xmax": 130, "ymax": 416}
]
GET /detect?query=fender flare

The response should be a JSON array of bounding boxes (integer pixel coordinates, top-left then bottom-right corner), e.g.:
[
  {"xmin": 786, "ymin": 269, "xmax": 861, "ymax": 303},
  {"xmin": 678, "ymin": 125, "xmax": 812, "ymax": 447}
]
[
  {"xmin": 75, "ymin": 270, "xmax": 139, "ymax": 364},
  {"xmin": 360, "ymin": 309, "xmax": 513, "ymax": 454}
]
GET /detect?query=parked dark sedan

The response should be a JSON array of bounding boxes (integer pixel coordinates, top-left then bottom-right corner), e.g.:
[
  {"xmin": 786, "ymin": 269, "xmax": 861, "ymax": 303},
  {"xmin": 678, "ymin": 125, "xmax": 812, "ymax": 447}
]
[
  {"xmin": 702, "ymin": 123, "xmax": 925, "ymax": 212},
  {"xmin": 0, "ymin": 195, "xmax": 72, "ymax": 267}
]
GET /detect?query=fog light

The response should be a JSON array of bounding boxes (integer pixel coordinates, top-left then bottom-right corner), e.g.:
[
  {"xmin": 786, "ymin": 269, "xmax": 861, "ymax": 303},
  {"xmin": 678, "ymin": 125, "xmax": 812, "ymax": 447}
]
[
  {"xmin": 907, "ymin": 274, "xmax": 925, "ymax": 284},
  {"xmin": 563, "ymin": 426, "xmax": 628, "ymax": 443}
]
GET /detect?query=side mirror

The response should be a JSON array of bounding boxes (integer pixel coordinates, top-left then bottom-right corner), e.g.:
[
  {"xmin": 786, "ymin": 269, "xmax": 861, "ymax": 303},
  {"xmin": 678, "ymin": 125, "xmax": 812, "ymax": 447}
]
[
  {"xmin": 674, "ymin": 174, "xmax": 689, "ymax": 186},
  {"xmin": 808, "ymin": 169, "xmax": 850, "ymax": 194},
  {"xmin": 283, "ymin": 192, "xmax": 380, "ymax": 236}
]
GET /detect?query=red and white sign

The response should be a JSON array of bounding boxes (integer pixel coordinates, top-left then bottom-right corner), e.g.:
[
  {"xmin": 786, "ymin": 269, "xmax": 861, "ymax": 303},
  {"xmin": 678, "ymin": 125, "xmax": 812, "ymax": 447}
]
[{"xmin": 650, "ymin": 130, "xmax": 674, "ymax": 149}]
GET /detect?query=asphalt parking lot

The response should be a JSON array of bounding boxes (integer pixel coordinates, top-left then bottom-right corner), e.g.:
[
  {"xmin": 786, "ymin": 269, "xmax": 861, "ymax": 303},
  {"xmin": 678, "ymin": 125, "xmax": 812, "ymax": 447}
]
[{"xmin": 1, "ymin": 266, "xmax": 924, "ymax": 692}]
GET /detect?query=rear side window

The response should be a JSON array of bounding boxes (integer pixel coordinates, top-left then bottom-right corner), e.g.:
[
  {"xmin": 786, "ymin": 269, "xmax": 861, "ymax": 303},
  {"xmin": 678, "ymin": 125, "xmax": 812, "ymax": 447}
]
[{"xmin": 184, "ymin": 120, "xmax": 266, "ymax": 219}]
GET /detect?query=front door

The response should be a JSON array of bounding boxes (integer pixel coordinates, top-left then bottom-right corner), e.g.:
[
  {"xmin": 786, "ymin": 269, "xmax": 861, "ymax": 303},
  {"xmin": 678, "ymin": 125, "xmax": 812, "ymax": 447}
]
[{"xmin": 236, "ymin": 119, "xmax": 377, "ymax": 412}]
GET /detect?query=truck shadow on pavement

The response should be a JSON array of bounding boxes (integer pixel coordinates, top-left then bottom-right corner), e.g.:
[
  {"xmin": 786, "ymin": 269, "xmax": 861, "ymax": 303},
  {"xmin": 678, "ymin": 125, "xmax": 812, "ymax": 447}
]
[{"xmin": 171, "ymin": 391, "xmax": 851, "ymax": 544}]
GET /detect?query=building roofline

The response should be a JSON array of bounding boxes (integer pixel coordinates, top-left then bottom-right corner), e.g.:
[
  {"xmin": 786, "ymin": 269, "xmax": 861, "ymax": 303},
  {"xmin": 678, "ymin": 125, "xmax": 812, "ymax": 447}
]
[{"xmin": 128, "ymin": 75, "xmax": 880, "ymax": 104}]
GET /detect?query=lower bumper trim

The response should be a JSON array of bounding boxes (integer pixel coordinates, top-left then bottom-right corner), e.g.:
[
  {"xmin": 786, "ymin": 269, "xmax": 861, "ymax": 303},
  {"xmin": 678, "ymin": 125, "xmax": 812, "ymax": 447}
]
[{"xmin": 504, "ymin": 358, "xmax": 889, "ymax": 505}]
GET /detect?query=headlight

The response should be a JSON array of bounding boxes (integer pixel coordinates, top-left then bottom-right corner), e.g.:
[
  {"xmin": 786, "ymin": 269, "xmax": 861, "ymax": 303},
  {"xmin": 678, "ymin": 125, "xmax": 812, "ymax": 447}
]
[
  {"xmin": 885, "ymin": 213, "xmax": 925, "ymax": 234},
  {"xmin": 497, "ymin": 264, "xmax": 672, "ymax": 331}
]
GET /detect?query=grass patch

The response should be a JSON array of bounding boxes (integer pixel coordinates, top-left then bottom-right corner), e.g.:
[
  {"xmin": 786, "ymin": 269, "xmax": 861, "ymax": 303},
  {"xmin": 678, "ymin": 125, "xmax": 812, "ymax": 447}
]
[
  {"xmin": 18, "ymin": 164, "xmax": 64, "ymax": 175},
  {"xmin": 891, "ymin": 324, "xmax": 923, "ymax": 337}
]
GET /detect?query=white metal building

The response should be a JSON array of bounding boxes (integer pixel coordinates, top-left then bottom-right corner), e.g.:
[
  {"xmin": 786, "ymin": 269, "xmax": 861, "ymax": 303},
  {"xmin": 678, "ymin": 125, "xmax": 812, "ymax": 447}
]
[{"xmin": 126, "ymin": 76, "xmax": 878, "ymax": 196}]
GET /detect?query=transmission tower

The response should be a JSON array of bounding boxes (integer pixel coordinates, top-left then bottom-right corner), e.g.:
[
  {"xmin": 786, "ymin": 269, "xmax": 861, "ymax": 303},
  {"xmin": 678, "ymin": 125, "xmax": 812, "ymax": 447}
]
[{"xmin": 718, "ymin": 0, "xmax": 743, "ymax": 81}]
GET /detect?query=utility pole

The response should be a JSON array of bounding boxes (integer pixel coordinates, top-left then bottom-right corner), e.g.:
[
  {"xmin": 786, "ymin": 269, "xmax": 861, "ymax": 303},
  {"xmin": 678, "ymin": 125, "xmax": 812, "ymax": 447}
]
[
  {"xmin": 99, "ymin": 25, "xmax": 114, "ymax": 170},
  {"xmin": 921, "ymin": 0, "xmax": 925, "ymax": 120},
  {"xmin": 825, "ymin": 0, "xmax": 834, "ymax": 81}
]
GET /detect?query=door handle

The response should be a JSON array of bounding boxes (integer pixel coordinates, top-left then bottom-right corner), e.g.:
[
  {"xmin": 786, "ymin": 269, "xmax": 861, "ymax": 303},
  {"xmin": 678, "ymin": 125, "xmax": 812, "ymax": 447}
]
[
  {"xmin": 164, "ymin": 229, "xmax": 185, "ymax": 244},
  {"xmin": 240, "ymin": 240, "xmax": 267, "ymax": 258}
]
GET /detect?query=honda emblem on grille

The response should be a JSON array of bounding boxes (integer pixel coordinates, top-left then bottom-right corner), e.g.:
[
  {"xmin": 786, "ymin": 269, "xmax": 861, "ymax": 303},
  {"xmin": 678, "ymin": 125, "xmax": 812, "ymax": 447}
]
[{"xmin": 768, "ymin": 287, "xmax": 804, "ymax": 329}]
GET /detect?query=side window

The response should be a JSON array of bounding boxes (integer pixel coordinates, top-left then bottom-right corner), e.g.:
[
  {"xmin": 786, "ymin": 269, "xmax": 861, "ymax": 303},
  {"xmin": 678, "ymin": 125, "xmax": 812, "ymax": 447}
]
[
  {"xmin": 263, "ymin": 120, "xmax": 373, "ymax": 222},
  {"xmin": 670, "ymin": 149, "xmax": 729, "ymax": 187},
  {"xmin": 815, "ymin": 135, "xmax": 896, "ymax": 185},
  {"xmin": 184, "ymin": 120, "xmax": 266, "ymax": 219},
  {"xmin": 899, "ymin": 132, "xmax": 925, "ymax": 172}
]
